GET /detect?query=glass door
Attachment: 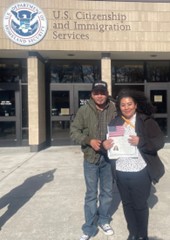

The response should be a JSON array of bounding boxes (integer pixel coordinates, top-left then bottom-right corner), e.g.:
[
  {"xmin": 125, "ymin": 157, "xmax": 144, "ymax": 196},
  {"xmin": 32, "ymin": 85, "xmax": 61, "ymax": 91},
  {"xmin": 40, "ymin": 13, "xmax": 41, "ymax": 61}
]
[
  {"xmin": 74, "ymin": 84, "xmax": 92, "ymax": 113},
  {"xmin": 50, "ymin": 84, "xmax": 92, "ymax": 145},
  {"xmin": 0, "ymin": 86, "xmax": 21, "ymax": 146},
  {"xmin": 145, "ymin": 83, "xmax": 170, "ymax": 142}
]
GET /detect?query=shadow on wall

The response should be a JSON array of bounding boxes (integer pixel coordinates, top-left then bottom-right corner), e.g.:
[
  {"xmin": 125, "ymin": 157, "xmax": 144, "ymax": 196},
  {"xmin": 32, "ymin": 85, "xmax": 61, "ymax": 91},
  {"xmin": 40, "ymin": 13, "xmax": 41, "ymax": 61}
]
[{"xmin": 0, "ymin": 169, "xmax": 56, "ymax": 229}]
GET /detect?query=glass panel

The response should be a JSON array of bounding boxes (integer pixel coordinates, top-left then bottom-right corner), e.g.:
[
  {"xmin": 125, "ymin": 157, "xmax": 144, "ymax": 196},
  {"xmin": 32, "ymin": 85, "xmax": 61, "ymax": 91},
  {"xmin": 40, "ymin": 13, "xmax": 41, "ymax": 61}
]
[
  {"xmin": 78, "ymin": 91, "xmax": 91, "ymax": 107},
  {"xmin": 112, "ymin": 85, "xmax": 145, "ymax": 100},
  {"xmin": 147, "ymin": 61, "xmax": 170, "ymax": 82},
  {"xmin": 82, "ymin": 65, "xmax": 99, "ymax": 83},
  {"xmin": 0, "ymin": 60, "xmax": 21, "ymax": 83},
  {"xmin": 112, "ymin": 61, "xmax": 144, "ymax": 83},
  {"xmin": 52, "ymin": 91, "xmax": 70, "ymax": 116},
  {"xmin": 50, "ymin": 60, "xmax": 100, "ymax": 83},
  {"xmin": 155, "ymin": 118, "xmax": 167, "ymax": 136},
  {"xmin": 22, "ymin": 85, "xmax": 28, "ymax": 127},
  {"xmin": 0, "ymin": 90, "xmax": 15, "ymax": 116},
  {"xmin": 51, "ymin": 120, "xmax": 71, "ymax": 145},
  {"xmin": 0, "ymin": 122, "xmax": 16, "ymax": 140},
  {"xmin": 150, "ymin": 90, "xmax": 167, "ymax": 113}
]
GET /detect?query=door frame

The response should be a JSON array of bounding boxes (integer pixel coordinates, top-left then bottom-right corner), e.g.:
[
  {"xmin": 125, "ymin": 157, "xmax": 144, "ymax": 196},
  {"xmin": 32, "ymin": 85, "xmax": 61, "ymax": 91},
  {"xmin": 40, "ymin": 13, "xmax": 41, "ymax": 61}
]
[
  {"xmin": 0, "ymin": 83, "xmax": 21, "ymax": 146},
  {"xmin": 145, "ymin": 82, "xmax": 170, "ymax": 142},
  {"xmin": 50, "ymin": 83, "xmax": 92, "ymax": 145}
]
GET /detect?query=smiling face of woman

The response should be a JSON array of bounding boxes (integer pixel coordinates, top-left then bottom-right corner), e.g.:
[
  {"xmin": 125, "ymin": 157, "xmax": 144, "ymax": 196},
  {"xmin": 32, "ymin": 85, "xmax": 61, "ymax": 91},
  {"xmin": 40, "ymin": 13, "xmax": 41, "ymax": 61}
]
[{"xmin": 120, "ymin": 97, "xmax": 137, "ymax": 119}]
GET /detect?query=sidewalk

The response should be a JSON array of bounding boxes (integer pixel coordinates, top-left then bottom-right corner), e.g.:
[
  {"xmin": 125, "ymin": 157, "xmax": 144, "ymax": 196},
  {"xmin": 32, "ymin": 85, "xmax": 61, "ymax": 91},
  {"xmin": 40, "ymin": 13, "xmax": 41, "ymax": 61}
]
[{"xmin": 0, "ymin": 145, "xmax": 169, "ymax": 240}]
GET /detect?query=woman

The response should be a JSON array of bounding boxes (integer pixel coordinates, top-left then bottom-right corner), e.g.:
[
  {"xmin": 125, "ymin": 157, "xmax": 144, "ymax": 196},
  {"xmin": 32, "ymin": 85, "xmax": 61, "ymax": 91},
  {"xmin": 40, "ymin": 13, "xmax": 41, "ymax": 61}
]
[{"xmin": 103, "ymin": 89, "xmax": 165, "ymax": 240}]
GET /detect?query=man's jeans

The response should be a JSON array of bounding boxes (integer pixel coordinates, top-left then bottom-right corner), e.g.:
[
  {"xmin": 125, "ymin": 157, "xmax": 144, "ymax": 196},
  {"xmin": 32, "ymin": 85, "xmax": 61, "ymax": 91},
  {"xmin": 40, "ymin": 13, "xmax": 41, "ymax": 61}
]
[{"xmin": 82, "ymin": 156, "xmax": 114, "ymax": 236}]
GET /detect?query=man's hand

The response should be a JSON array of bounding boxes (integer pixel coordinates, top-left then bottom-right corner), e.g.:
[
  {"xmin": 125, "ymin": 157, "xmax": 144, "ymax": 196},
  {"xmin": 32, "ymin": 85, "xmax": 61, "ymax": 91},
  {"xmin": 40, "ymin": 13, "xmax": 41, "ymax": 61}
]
[
  {"xmin": 102, "ymin": 139, "xmax": 114, "ymax": 150},
  {"xmin": 90, "ymin": 139, "xmax": 102, "ymax": 151}
]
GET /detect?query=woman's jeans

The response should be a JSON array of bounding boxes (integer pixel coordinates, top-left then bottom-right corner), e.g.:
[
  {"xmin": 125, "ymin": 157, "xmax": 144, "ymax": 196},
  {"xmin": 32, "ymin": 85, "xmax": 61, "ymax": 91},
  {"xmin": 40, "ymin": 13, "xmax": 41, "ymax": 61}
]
[
  {"xmin": 82, "ymin": 156, "xmax": 114, "ymax": 236},
  {"xmin": 116, "ymin": 167, "xmax": 151, "ymax": 238}
]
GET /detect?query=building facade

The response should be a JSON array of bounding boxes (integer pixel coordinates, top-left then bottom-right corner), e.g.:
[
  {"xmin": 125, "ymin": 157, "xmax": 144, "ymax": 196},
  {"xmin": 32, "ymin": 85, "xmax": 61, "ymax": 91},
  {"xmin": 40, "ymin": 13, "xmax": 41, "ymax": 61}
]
[{"xmin": 0, "ymin": 0, "xmax": 170, "ymax": 151}]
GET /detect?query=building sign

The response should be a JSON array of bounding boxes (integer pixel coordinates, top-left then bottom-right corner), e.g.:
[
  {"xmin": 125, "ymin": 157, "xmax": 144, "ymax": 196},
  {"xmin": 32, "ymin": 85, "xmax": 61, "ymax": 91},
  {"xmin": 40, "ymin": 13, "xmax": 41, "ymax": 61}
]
[
  {"xmin": 86, "ymin": 0, "xmax": 170, "ymax": 2},
  {"xmin": 3, "ymin": 2, "xmax": 48, "ymax": 46},
  {"xmin": 52, "ymin": 10, "xmax": 131, "ymax": 40}
]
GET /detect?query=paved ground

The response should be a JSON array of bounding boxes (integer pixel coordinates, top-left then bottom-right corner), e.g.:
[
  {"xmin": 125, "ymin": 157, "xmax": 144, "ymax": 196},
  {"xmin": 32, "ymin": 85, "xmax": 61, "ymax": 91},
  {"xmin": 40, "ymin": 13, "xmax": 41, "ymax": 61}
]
[{"xmin": 0, "ymin": 145, "xmax": 169, "ymax": 240}]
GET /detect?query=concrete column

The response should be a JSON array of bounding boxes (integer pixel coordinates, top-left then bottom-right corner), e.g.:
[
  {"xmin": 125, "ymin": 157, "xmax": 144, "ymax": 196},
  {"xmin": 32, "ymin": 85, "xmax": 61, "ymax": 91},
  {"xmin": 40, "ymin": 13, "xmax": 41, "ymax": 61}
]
[
  {"xmin": 27, "ymin": 55, "xmax": 46, "ymax": 152},
  {"xmin": 101, "ymin": 53, "xmax": 112, "ymax": 95}
]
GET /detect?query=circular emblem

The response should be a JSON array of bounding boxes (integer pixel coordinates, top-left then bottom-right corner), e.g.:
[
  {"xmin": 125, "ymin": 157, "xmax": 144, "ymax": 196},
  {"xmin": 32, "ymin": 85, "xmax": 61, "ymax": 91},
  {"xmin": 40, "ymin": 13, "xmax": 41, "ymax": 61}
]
[{"xmin": 3, "ymin": 2, "xmax": 48, "ymax": 46}]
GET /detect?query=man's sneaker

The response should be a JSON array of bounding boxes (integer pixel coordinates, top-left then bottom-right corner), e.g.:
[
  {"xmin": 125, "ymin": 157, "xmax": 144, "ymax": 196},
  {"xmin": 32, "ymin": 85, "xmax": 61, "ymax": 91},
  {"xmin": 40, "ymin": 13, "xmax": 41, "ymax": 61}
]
[
  {"xmin": 79, "ymin": 234, "xmax": 91, "ymax": 240},
  {"xmin": 99, "ymin": 223, "xmax": 114, "ymax": 236}
]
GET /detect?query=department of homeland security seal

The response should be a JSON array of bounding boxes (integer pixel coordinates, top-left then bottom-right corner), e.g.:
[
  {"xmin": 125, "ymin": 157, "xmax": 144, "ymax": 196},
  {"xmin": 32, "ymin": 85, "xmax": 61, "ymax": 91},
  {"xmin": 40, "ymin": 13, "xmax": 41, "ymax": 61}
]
[{"xmin": 3, "ymin": 2, "xmax": 48, "ymax": 46}]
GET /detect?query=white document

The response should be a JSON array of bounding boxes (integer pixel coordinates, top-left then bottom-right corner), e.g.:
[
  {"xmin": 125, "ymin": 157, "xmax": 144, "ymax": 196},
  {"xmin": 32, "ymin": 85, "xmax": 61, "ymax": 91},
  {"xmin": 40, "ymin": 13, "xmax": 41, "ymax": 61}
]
[{"xmin": 107, "ymin": 134, "xmax": 138, "ymax": 159}]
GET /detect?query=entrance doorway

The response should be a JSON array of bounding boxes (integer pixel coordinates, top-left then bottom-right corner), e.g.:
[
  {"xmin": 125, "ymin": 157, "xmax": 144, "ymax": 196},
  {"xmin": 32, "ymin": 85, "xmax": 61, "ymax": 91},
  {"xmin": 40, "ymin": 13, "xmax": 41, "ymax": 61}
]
[
  {"xmin": 145, "ymin": 83, "xmax": 170, "ymax": 142},
  {"xmin": 49, "ymin": 82, "xmax": 170, "ymax": 145},
  {"xmin": 50, "ymin": 83, "xmax": 92, "ymax": 145}
]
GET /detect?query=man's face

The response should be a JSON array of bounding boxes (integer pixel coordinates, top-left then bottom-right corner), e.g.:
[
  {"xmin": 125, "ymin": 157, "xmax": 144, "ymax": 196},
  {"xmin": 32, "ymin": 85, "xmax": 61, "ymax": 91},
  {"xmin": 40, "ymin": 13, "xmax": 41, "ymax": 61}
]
[{"xmin": 91, "ymin": 90, "xmax": 108, "ymax": 109}]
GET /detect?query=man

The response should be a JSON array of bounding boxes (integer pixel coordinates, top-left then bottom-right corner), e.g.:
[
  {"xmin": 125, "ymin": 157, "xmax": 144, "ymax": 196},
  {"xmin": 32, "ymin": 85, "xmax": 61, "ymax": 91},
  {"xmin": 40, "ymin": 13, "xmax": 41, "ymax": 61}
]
[{"xmin": 70, "ymin": 81, "xmax": 117, "ymax": 240}]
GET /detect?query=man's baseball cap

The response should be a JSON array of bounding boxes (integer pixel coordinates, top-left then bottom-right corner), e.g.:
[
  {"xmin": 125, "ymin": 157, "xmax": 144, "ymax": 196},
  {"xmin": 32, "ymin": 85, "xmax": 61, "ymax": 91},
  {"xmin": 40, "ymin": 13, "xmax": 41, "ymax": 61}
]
[{"xmin": 91, "ymin": 81, "xmax": 108, "ymax": 92}]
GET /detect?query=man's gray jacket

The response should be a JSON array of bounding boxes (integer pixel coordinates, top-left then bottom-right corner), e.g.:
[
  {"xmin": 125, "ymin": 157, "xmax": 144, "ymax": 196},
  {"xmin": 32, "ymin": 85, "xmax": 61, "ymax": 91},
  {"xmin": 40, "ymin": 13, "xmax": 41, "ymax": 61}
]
[{"xmin": 70, "ymin": 98, "xmax": 117, "ymax": 164}]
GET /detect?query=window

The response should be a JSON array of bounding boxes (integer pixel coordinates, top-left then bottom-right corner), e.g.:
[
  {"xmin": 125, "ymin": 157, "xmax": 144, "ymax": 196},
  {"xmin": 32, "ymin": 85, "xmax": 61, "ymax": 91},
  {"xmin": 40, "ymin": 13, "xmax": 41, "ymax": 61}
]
[
  {"xmin": 0, "ymin": 60, "xmax": 21, "ymax": 83},
  {"xmin": 147, "ymin": 61, "xmax": 170, "ymax": 82},
  {"xmin": 50, "ymin": 60, "xmax": 100, "ymax": 83},
  {"xmin": 0, "ymin": 90, "xmax": 15, "ymax": 116},
  {"xmin": 112, "ymin": 61, "xmax": 144, "ymax": 83}
]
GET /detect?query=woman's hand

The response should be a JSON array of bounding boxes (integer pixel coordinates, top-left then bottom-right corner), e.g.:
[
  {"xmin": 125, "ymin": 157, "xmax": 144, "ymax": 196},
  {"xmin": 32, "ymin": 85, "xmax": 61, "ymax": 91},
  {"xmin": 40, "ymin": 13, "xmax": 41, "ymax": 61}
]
[
  {"xmin": 128, "ymin": 135, "xmax": 139, "ymax": 146},
  {"xmin": 102, "ymin": 139, "xmax": 114, "ymax": 150}
]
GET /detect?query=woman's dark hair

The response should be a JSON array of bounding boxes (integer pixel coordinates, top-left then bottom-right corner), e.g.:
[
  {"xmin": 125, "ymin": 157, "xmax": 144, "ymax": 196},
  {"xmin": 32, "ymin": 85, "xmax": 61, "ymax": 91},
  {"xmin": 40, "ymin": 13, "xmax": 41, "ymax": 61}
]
[{"xmin": 116, "ymin": 88, "xmax": 156, "ymax": 116}]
